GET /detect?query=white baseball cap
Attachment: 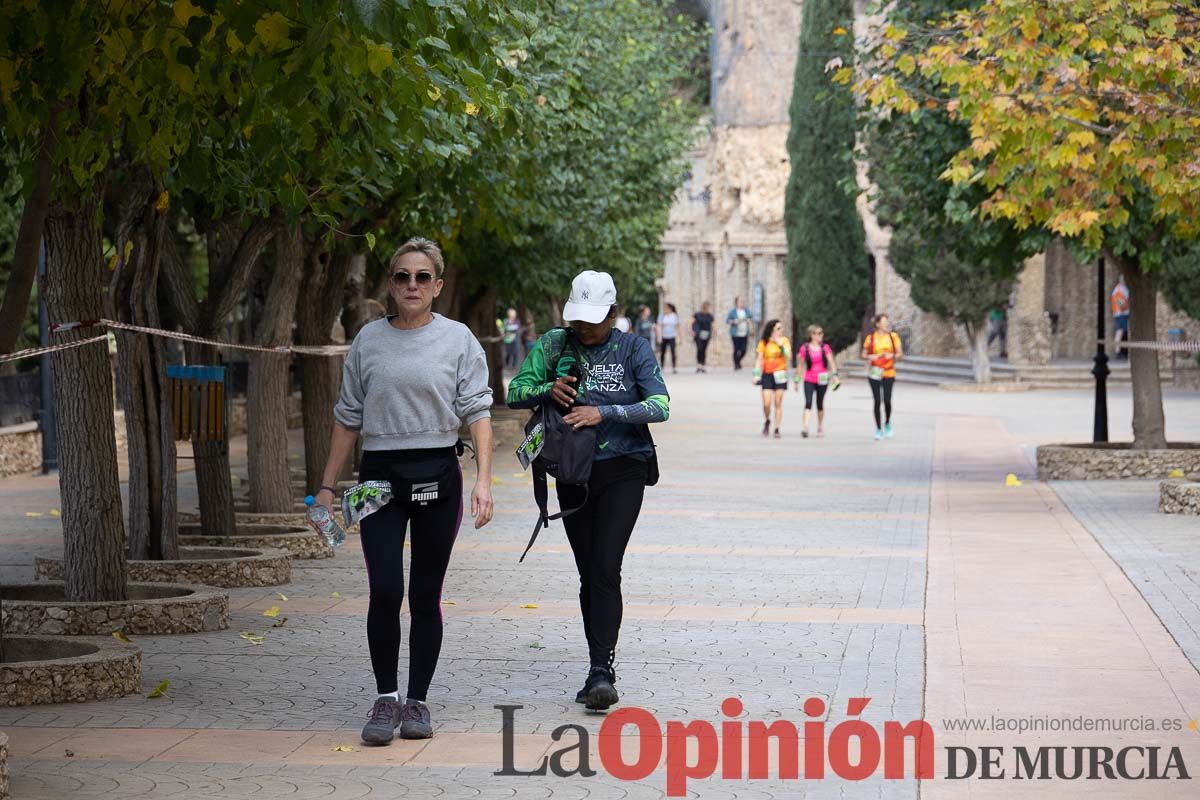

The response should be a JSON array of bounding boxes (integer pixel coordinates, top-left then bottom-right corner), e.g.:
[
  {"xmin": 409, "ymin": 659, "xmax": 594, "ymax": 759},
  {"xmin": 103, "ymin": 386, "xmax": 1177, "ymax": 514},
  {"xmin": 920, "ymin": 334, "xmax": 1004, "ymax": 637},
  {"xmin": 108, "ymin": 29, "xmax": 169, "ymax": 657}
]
[{"xmin": 562, "ymin": 270, "xmax": 617, "ymax": 324}]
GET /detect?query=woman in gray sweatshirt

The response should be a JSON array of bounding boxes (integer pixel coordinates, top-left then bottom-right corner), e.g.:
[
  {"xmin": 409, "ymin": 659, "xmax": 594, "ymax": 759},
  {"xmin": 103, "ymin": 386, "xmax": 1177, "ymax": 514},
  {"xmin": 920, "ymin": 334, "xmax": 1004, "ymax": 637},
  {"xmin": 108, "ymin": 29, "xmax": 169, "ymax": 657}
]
[{"xmin": 315, "ymin": 237, "xmax": 494, "ymax": 745}]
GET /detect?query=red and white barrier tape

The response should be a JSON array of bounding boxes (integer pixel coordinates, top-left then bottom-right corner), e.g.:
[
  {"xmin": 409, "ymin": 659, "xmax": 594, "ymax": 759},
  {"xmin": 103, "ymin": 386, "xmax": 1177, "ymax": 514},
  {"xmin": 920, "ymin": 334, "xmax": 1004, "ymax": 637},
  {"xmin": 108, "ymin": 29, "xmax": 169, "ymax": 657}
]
[
  {"xmin": 49, "ymin": 319, "xmax": 351, "ymax": 356},
  {"xmin": 0, "ymin": 335, "xmax": 110, "ymax": 364},
  {"xmin": 1100, "ymin": 339, "xmax": 1200, "ymax": 353}
]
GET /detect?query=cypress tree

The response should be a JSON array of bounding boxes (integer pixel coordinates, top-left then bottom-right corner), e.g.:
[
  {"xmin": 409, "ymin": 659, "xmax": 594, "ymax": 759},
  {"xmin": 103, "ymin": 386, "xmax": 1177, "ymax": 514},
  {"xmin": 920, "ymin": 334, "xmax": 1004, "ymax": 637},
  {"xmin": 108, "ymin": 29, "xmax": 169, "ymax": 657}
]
[{"xmin": 784, "ymin": 0, "xmax": 868, "ymax": 353}]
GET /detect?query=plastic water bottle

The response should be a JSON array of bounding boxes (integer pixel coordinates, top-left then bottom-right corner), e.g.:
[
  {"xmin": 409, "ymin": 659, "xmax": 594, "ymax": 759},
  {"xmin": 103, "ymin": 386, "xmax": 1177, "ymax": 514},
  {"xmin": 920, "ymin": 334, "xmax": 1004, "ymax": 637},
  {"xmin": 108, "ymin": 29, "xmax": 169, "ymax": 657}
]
[{"xmin": 304, "ymin": 495, "xmax": 346, "ymax": 548}]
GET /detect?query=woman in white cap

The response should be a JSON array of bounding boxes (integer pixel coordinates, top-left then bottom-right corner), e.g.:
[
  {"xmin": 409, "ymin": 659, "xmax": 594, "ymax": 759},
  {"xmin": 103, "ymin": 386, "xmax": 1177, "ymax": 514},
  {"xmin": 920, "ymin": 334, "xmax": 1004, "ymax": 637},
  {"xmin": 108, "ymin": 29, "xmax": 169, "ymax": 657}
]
[{"xmin": 508, "ymin": 270, "xmax": 669, "ymax": 711}]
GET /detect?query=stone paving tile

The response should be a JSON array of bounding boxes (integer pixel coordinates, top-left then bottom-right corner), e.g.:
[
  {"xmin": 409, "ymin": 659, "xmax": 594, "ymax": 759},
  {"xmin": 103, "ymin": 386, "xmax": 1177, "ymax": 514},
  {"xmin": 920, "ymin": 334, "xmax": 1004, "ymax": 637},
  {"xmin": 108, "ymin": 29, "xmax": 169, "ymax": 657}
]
[
  {"xmin": 1050, "ymin": 479, "xmax": 1200, "ymax": 673},
  {"xmin": 9, "ymin": 758, "xmax": 921, "ymax": 798}
]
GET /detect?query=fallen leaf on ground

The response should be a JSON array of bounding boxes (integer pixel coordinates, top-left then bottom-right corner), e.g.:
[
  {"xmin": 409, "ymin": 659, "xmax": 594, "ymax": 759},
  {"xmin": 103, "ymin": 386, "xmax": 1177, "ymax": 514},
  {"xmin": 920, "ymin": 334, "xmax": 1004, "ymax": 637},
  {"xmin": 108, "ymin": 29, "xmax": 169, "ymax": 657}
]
[
  {"xmin": 441, "ymin": 600, "xmax": 457, "ymax": 605},
  {"xmin": 65, "ymin": 749, "xmax": 74, "ymax": 757},
  {"xmin": 146, "ymin": 680, "xmax": 171, "ymax": 699},
  {"xmin": 1169, "ymin": 469, "xmax": 1185, "ymax": 478},
  {"xmin": 111, "ymin": 631, "xmax": 134, "ymax": 644},
  {"xmin": 238, "ymin": 631, "xmax": 265, "ymax": 645},
  {"xmin": 1004, "ymin": 473, "xmax": 1023, "ymax": 487},
  {"xmin": 272, "ymin": 617, "xmax": 288, "ymax": 628},
  {"xmin": 332, "ymin": 745, "xmax": 354, "ymax": 752},
  {"xmin": 331, "ymin": 591, "xmax": 340, "ymax": 598},
  {"xmin": 529, "ymin": 642, "xmax": 545, "ymax": 649},
  {"xmin": 49, "ymin": 509, "xmax": 60, "ymax": 517},
  {"xmin": 277, "ymin": 592, "xmax": 288, "ymax": 601},
  {"xmin": 25, "ymin": 512, "xmax": 43, "ymax": 517},
  {"xmin": 520, "ymin": 603, "xmax": 538, "ymax": 609},
  {"xmin": 262, "ymin": 606, "xmax": 281, "ymax": 618}
]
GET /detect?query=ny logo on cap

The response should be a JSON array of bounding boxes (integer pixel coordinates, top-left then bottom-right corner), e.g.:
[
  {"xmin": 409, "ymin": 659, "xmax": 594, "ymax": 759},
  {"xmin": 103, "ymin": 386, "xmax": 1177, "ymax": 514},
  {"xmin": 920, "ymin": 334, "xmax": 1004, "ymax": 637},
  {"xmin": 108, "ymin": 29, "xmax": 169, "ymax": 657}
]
[{"xmin": 580, "ymin": 289, "xmax": 590, "ymax": 300}]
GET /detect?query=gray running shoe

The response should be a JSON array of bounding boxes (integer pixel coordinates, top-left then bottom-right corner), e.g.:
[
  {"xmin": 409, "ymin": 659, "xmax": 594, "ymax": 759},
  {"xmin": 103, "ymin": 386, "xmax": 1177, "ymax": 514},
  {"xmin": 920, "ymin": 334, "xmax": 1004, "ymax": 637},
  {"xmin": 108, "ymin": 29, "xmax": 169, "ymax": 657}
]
[
  {"xmin": 399, "ymin": 699, "xmax": 434, "ymax": 739},
  {"xmin": 361, "ymin": 696, "xmax": 401, "ymax": 745}
]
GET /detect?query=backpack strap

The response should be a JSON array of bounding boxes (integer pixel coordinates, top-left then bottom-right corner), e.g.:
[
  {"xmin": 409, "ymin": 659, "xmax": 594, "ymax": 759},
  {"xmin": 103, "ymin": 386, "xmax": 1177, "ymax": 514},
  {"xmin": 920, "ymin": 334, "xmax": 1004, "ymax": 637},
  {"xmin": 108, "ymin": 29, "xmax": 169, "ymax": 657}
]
[{"xmin": 519, "ymin": 466, "xmax": 588, "ymax": 562}]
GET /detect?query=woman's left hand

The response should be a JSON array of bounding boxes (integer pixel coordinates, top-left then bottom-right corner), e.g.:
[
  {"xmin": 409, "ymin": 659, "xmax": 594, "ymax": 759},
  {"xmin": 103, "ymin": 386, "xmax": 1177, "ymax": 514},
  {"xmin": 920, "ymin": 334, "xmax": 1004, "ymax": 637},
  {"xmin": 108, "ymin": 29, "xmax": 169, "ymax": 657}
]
[
  {"xmin": 471, "ymin": 481, "xmax": 494, "ymax": 529},
  {"xmin": 563, "ymin": 405, "xmax": 603, "ymax": 430}
]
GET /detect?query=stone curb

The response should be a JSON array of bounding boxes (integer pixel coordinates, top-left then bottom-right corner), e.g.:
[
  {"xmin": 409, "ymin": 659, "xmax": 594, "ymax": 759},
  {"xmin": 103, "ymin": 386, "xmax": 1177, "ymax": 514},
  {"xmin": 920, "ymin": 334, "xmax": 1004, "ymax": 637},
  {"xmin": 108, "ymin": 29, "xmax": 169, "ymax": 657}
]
[
  {"xmin": 0, "ymin": 635, "xmax": 141, "ymax": 707},
  {"xmin": 180, "ymin": 532, "xmax": 333, "ymax": 559},
  {"xmin": 1, "ymin": 582, "xmax": 229, "ymax": 635},
  {"xmin": 1037, "ymin": 443, "xmax": 1200, "ymax": 480},
  {"xmin": 34, "ymin": 547, "xmax": 291, "ymax": 589},
  {"xmin": 1159, "ymin": 479, "xmax": 1200, "ymax": 515}
]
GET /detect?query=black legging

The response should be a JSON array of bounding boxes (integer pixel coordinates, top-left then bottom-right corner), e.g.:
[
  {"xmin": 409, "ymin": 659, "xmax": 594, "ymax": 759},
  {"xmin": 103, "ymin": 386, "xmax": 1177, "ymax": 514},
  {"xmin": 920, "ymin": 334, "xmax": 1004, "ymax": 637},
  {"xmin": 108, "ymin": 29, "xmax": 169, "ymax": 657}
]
[
  {"xmin": 557, "ymin": 456, "xmax": 648, "ymax": 669},
  {"xmin": 869, "ymin": 377, "xmax": 895, "ymax": 429},
  {"xmin": 732, "ymin": 336, "xmax": 748, "ymax": 369},
  {"xmin": 659, "ymin": 338, "xmax": 676, "ymax": 369},
  {"xmin": 359, "ymin": 449, "xmax": 463, "ymax": 700},
  {"xmin": 803, "ymin": 381, "xmax": 828, "ymax": 411},
  {"xmin": 695, "ymin": 337, "xmax": 710, "ymax": 366}
]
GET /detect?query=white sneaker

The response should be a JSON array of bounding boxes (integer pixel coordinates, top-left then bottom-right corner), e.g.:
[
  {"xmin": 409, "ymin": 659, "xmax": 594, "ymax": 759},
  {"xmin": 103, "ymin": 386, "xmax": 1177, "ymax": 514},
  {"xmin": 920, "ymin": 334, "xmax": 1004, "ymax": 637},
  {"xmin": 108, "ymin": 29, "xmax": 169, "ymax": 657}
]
[{"xmin": 874, "ymin": 429, "xmax": 883, "ymax": 441}]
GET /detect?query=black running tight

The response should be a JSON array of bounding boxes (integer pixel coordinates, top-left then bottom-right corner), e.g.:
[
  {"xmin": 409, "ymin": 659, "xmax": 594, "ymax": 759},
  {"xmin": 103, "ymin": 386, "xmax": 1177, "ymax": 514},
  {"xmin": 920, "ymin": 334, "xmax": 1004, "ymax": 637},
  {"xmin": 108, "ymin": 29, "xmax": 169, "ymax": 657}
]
[
  {"xmin": 659, "ymin": 338, "xmax": 676, "ymax": 369},
  {"xmin": 803, "ymin": 381, "xmax": 828, "ymax": 411},
  {"xmin": 359, "ymin": 449, "xmax": 463, "ymax": 700},
  {"xmin": 869, "ymin": 377, "xmax": 894, "ymax": 429},
  {"xmin": 557, "ymin": 457, "xmax": 648, "ymax": 669}
]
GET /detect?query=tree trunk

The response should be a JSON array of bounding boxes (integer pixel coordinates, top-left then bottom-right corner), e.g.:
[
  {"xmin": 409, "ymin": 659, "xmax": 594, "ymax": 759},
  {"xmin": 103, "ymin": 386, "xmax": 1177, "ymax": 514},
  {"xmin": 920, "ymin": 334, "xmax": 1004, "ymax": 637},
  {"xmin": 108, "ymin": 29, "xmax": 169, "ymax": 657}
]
[
  {"xmin": 247, "ymin": 222, "xmax": 305, "ymax": 513},
  {"xmin": 966, "ymin": 320, "xmax": 992, "ymax": 384},
  {"xmin": 43, "ymin": 194, "xmax": 128, "ymax": 602},
  {"xmin": 164, "ymin": 215, "xmax": 275, "ymax": 535},
  {"xmin": 1124, "ymin": 265, "xmax": 1167, "ymax": 449},
  {"xmin": 110, "ymin": 180, "xmax": 177, "ymax": 560},
  {"xmin": 0, "ymin": 118, "xmax": 54, "ymax": 355},
  {"xmin": 298, "ymin": 249, "xmax": 355, "ymax": 494},
  {"xmin": 464, "ymin": 286, "xmax": 505, "ymax": 406}
]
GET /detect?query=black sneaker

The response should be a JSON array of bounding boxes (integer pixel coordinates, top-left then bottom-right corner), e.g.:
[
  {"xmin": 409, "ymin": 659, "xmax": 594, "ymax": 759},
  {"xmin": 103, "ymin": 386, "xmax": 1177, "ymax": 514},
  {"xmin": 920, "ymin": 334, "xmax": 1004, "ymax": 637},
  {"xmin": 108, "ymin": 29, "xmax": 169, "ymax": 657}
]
[
  {"xmin": 574, "ymin": 684, "xmax": 588, "ymax": 704},
  {"xmin": 361, "ymin": 696, "xmax": 401, "ymax": 745},
  {"xmin": 399, "ymin": 699, "xmax": 433, "ymax": 739},
  {"xmin": 583, "ymin": 666, "xmax": 618, "ymax": 711}
]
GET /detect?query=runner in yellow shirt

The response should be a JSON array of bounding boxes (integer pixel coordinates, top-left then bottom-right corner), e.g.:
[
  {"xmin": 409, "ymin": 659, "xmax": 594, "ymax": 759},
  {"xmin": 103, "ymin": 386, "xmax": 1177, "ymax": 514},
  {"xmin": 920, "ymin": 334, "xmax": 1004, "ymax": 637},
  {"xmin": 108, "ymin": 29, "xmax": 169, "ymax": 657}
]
[
  {"xmin": 753, "ymin": 319, "xmax": 792, "ymax": 439},
  {"xmin": 860, "ymin": 313, "xmax": 903, "ymax": 440}
]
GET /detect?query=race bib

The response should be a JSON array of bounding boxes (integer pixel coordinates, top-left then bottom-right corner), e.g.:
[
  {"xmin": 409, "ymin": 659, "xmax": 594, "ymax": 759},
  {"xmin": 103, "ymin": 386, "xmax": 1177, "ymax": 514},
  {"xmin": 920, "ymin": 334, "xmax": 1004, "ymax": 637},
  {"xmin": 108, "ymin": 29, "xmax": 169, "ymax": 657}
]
[
  {"xmin": 817, "ymin": 371, "xmax": 830, "ymax": 386},
  {"xmin": 772, "ymin": 369, "xmax": 788, "ymax": 384},
  {"xmin": 869, "ymin": 365, "xmax": 884, "ymax": 381},
  {"xmin": 699, "ymin": 330, "xmax": 710, "ymax": 340},
  {"xmin": 515, "ymin": 421, "xmax": 545, "ymax": 470}
]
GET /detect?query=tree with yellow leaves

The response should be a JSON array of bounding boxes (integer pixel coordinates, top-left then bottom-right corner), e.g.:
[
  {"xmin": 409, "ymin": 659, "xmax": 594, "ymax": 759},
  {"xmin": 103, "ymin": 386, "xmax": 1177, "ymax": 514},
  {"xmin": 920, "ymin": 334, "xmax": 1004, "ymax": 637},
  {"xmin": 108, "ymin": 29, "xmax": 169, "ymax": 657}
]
[{"xmin": 850, "ymin": 0, "xmax": 1200, "ymax": 448}]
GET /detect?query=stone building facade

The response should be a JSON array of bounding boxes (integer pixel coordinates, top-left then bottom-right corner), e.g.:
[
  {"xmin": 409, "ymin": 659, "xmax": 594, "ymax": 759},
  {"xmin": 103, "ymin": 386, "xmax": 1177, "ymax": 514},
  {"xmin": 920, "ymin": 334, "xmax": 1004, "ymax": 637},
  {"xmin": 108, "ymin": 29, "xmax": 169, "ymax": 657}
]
[{"xmin": 658, "ymin": 0, "xmax": 1200, "ymax": 376}]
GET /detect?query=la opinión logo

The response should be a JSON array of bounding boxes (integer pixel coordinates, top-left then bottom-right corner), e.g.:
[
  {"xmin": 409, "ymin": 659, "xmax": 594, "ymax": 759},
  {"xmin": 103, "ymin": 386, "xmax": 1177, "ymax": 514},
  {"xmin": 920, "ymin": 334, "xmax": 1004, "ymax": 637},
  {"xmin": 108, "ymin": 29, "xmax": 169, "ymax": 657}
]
[{"xmin": 496, "ymin": 697, "xmax": 935, "ymax": 796}]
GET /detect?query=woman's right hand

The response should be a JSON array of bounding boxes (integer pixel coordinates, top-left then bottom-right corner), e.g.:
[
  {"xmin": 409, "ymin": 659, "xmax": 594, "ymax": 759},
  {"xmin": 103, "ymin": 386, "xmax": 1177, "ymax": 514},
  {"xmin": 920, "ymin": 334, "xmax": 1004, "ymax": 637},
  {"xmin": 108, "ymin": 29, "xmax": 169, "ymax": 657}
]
[
  {"xmin": 315, "ymin": 488, "xmax": 335, "ymax": 513},
  {"xmin": 550, "ymin": 375, "xmax": 578, "ymax": 409}
]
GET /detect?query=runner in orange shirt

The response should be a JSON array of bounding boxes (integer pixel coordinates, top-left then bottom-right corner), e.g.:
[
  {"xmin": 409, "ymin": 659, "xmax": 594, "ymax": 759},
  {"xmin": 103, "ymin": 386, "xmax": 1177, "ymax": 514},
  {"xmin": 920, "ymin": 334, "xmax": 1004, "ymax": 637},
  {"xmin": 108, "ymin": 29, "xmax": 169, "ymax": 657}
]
[
  {"xmin": 753, "ymin": 319, "xmax": 792, "ymax": 439},
  {"xmin": 860, "ymin": 313, "xmax": 903, "ymax": 440}
]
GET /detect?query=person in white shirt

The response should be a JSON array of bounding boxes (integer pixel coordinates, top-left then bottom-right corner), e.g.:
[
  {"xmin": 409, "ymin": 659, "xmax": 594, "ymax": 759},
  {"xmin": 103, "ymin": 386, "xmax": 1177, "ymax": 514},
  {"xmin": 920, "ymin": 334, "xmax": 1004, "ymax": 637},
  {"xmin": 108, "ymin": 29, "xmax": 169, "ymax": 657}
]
[{"xmin": 656, "ymin": 302, "xmax": 680, "ymax": 374}]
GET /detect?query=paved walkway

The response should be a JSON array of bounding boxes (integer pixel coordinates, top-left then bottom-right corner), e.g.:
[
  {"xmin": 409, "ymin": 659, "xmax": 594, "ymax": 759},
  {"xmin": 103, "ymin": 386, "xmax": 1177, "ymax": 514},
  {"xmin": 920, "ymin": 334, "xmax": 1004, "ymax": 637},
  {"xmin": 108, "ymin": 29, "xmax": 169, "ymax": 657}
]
[{"xmin": 2, "ymin": 370, "xmax": 1199, "ymax": 798}]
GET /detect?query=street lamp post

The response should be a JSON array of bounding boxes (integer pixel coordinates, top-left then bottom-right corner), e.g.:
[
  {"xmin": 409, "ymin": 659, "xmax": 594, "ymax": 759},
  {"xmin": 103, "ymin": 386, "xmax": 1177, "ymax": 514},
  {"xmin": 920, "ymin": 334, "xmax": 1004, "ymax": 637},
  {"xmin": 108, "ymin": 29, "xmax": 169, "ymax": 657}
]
[{"xmin": 1092, "ymin": 257, "xmax": 1109, "ymax": 443}]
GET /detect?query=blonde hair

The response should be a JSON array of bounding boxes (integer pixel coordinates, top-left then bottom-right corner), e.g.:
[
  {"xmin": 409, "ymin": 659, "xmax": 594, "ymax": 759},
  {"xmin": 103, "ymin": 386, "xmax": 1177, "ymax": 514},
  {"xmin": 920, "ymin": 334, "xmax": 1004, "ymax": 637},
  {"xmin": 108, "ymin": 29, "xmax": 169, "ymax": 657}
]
[
  {"xmin": 806, "ymin": 324, "xmax": 823, "ymax": 339},
  {"xmin": 390, "ymin": 237, "xmax": 445, "ymax": 277}
]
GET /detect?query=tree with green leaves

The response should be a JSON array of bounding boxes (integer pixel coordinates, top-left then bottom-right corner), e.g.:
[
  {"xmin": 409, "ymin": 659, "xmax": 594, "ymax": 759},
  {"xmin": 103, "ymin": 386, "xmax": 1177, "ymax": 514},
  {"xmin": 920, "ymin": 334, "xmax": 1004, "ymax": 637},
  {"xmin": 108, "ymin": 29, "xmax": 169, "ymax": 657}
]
[
  {"xmin": 784, "ymin": 0, "xmax": 869, "ymax": 353},
  {"xmin": 866, "ymin": 0, "xmax": 1047, "ymax": 383}
]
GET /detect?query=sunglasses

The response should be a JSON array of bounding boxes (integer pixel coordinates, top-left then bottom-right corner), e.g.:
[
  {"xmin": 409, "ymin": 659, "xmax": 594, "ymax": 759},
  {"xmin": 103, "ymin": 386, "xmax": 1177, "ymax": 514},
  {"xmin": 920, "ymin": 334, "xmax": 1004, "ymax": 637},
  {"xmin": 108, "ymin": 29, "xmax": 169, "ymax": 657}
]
[{"xmin": 391, "ymin": 270, "xmax": 436, "ymax": 286}]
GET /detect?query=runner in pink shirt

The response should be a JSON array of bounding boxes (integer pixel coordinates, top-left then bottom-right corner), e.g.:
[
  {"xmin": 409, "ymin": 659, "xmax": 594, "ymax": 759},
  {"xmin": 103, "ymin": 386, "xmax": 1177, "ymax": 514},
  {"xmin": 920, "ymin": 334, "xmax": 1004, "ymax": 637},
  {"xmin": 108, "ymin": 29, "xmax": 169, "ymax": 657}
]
[{"xmin": 795, "ymin": 324, "xmax": 839, "ymax": 438}]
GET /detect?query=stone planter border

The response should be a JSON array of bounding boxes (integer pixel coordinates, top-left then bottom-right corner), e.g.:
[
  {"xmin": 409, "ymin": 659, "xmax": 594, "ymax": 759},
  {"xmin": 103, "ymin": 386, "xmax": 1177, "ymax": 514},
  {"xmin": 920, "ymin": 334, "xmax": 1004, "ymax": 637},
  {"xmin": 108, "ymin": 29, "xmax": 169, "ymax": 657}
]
[
  {"xmin": 35, "ymin": 546, "xmax": 291, "ymax": 588},
  {"xmin": 1036, "ymin": 443, "xmax": 1200, "ymax": 481},
  {"xmin": 179, "ymin": 523, "xmax": 333, "ymax": 560},
  {"xmin": 179, "ymin": 511, "xmax": 310, "ymax": 527},
  {"xmin": 1159, "ymin": 480, "xmax": 1200, "ymax": 515},
  {"xmin": 1, "ymin": 582, "xmax": 228, "ymax": 636},
  {"xmin": 1, "ymin": 635, "xmax": 141, "ymax": 707}
]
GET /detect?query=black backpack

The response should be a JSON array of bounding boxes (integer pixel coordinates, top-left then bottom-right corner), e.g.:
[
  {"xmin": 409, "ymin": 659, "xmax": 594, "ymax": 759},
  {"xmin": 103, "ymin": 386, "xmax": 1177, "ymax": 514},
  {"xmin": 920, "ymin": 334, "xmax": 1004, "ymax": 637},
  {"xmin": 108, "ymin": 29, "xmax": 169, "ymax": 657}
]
[{"xmin": 516, "ymin": 330, "xmax": 597, "ymax": 562}]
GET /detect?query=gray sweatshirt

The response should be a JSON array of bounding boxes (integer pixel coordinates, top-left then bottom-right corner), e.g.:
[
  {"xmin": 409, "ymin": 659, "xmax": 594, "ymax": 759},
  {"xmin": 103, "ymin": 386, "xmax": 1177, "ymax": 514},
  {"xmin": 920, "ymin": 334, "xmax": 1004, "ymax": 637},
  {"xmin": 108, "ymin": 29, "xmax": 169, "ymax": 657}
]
[{"xmin": 333, "ymin": 314, "xmax": 492, "ymax": 450}]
